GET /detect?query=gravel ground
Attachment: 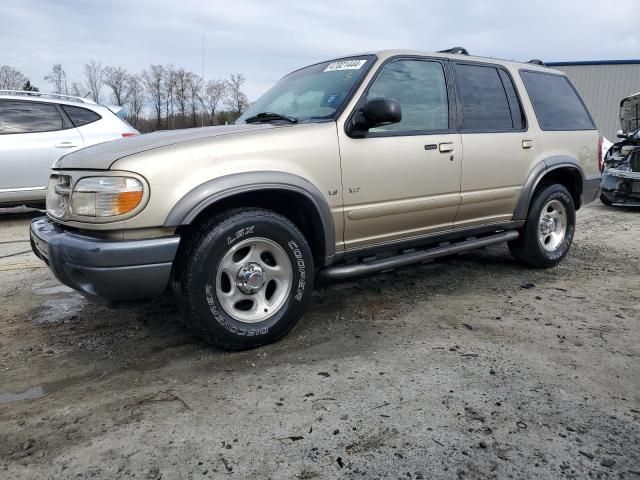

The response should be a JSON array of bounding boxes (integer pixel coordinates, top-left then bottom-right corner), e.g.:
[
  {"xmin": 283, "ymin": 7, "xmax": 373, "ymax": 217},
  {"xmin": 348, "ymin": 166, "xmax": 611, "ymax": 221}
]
[{"xmin": 0, "ymin": 203, "xmax": 638, "ymax": 480}]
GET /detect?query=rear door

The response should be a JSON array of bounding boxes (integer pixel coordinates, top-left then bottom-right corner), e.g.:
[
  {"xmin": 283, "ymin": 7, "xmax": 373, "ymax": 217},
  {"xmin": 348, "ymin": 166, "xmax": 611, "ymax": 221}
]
[
  {"xmin": 452, "ymin": 62, "xmax": 536, "ymax": 228},
  {"xmin": 0, "ymin": 99, "xmax": 84, "ymax": 192}
]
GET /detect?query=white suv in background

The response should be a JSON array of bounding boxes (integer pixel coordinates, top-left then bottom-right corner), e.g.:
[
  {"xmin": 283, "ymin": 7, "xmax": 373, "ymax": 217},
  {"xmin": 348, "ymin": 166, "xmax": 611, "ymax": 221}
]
[{"xmin": 0, "ymin": 91, "xmax": 139, "ymax": 208}]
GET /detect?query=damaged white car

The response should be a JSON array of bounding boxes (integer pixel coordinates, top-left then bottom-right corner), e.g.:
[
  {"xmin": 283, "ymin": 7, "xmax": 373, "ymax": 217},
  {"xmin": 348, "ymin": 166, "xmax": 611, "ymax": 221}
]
[{"xmin": 601, "ymin": 92, "xmax": 640, "ymax": 206}]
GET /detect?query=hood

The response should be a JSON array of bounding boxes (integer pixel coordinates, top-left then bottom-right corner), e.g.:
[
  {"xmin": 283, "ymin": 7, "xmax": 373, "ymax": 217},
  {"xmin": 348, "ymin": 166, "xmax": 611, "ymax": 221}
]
[
  {"xmin": 620, "ymin": 92, "xmax": 640, "ymax": 134},
  {"xmin": 54, "ymin": 123, "xmax": 274, "ymax": 170}
]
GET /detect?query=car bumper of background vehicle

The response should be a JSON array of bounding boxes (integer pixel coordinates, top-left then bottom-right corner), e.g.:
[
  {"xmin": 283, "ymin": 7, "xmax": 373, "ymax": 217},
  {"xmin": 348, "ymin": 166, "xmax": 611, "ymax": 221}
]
[
  {"xmin": 582, "ymin": 175, "xmax": 601, "ymax": 205},
  {"xmin": 30, "ymin": 217, "xmax": 180, "ymax": 303}
]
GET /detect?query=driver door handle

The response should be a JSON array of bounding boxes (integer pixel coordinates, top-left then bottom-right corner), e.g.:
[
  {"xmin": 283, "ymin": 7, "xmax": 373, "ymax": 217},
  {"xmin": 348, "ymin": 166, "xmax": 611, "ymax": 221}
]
[{"xmin": 438, "ymin": 142, "xmax": 454, "ymax": 153}]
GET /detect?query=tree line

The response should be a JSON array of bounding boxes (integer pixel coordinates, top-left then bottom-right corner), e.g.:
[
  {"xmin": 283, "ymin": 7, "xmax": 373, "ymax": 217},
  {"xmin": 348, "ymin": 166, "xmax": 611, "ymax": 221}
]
[{"xmin": 0, "ymin": 62, "xmax": 250, "ymax": 132}]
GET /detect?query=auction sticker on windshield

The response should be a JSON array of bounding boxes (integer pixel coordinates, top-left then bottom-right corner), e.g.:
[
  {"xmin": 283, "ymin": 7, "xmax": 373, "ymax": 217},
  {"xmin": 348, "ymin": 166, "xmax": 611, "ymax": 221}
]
[{"xmin": 324, "ymin": 59, "xmax": 367, "ymax": 72}]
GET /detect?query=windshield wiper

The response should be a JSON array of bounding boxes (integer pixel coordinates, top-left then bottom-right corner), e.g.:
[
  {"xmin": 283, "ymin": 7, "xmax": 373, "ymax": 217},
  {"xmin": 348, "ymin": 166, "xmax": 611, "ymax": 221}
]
[{"xmin": 244, "ymin": 112, "xmax": 298, "ymax": 124}]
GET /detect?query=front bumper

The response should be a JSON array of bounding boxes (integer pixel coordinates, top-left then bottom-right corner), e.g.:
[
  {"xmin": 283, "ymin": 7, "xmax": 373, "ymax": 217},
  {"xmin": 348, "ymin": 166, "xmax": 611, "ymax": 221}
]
[
  {"xmin": 30, "ymin": 217, "xmax": 180, "ymax": 303},
  {"xmin": 601, "ymin": 168, "xmax": 640, "ymax": 206}
]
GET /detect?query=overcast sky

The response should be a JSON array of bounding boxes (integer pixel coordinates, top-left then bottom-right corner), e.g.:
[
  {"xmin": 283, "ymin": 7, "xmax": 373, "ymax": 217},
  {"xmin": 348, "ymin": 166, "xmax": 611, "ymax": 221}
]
[{"xmin": 2, "ymin": 0, "xmax": 639, "ymax": 100}]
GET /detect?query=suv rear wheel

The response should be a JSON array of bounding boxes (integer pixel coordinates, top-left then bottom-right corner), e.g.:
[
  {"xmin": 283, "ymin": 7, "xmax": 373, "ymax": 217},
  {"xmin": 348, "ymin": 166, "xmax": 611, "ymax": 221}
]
[
  {"xmin": 509, "ymin": 184, "xmax": 576, "ymax": 268},
  {"xmin": 172, "ymin": 208, "xmax": 314, "ymax": 350}
]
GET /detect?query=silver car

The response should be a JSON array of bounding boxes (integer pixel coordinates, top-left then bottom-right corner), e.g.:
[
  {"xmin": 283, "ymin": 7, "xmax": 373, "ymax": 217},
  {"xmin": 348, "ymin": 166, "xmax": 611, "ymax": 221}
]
[{"xmin": 0, "ymin": 91, "xmax": 139, "ymax": 207}]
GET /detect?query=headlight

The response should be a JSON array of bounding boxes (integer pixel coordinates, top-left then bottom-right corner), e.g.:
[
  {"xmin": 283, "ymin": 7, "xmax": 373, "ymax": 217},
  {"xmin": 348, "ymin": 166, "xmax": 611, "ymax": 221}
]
[{"xmin": 70, "ymin": 177, "xmax": 144, "ymax": 217}]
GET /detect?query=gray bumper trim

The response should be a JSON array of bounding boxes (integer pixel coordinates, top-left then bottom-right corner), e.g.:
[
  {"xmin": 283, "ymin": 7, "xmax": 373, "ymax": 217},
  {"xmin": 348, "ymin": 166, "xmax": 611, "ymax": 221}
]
[{"xmin": 30, "ymin": 217, "xmax": 180, "ymax": 302}]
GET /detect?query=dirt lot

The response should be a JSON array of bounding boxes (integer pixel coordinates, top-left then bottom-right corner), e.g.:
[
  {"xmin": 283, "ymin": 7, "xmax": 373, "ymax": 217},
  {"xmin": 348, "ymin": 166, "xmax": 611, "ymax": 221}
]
[{"xmin": 0, "ymin": 203, "xmax": 638, "ymax": 479}]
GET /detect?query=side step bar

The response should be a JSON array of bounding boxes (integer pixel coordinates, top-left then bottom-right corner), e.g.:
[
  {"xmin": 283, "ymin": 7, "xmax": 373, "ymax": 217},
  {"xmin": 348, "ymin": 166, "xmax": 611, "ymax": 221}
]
[{"xmin": 321, "ymin": 230, "xmax": 519, "ymax": 281}]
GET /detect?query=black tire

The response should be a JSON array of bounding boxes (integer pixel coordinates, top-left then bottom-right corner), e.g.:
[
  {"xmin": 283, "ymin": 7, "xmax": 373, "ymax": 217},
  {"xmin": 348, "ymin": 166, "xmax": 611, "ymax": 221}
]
[
  {"xmin": 508, "ymin": 184, "xmax": 575, "ymax": 268},
  {"xmin": 172, "ymin": 208, "xmax": 314, "ymax": 350},
  {"xmin": 600, "ymin": 193, "xmax": 613, "ymax": 206}
]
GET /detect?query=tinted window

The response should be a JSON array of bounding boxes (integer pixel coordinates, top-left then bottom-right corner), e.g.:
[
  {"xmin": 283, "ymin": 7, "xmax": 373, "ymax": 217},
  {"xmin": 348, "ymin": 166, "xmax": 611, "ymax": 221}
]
[
  {"xmin": 62, "ymin": 105, "xmax": 101, "ymax": 127},
  {"xmin": 367, "ymin": 60, "xmax": 449, "ymax": 133},
  {"xmin": 520, "ymin": 71, "xmax": 595, "ymax": 130},
  {"xmin": 454, "ymin": 64, "xmax": 513, "ymax": 130},
  {"xmin": 0, "ymin": 100, "xmax": 64, "ymax": 134}
]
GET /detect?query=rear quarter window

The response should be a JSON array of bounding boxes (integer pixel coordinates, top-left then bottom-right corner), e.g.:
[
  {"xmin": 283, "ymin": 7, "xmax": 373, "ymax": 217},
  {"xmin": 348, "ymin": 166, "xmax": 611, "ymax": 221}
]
[
  {"xmin": 519, "ymin": 71, "xmax": 595, "ymax": 131},
  {"xmin": 61, "ymin": 105, "xmax": 101, "ymax": 127},
  {"xmin": 0, "ymin": 100, "xmax": 64, "ymax": 134}
]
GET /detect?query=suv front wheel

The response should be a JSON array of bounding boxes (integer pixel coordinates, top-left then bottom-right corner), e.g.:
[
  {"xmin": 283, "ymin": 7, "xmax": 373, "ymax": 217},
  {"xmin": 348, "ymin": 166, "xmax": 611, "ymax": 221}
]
[
  {"xmin": 509, "ymin": 184, "xmax": 576, "ymax": 268},
  {"xmin": 172, "ymin": 208, "xmax": 314, "ymax": 350}
]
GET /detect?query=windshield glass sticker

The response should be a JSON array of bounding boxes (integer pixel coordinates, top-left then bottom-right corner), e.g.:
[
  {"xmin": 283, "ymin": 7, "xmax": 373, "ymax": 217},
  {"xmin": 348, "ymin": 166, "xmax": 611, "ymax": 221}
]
[{"xmin": 324, "ymin": 59, "xmax": 367, "ymax": 72}]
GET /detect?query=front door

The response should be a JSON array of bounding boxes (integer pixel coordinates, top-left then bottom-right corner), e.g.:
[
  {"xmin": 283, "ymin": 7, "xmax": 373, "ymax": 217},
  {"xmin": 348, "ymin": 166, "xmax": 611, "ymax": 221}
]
[
  {"xmin": 337, "ymin": 58, "xmax": 462, "ymax": 251},
  {"xmin": 0, "ymin": 99, "xmax": 84, "ymax": 193}
]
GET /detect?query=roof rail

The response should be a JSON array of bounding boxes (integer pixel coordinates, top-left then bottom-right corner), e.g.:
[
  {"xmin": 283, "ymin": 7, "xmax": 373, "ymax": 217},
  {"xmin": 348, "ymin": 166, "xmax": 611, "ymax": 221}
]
[
  {"xmin": 527, "ymin": 59, "xmax": 546, "ymax": 66},
  {"xmin": 0, "ymin": 90, "xmax": 97, "ymax": 104},
  {"xmin": 438, "ymin": 47, "xmax": 469, "ymax": 55}
]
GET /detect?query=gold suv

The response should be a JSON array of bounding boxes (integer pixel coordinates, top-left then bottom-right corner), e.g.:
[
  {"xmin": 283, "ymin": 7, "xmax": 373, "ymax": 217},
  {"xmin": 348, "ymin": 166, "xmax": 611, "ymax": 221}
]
[{"xmin": 31, "ymin": 48, "xmax": 601, "ymax": 349}]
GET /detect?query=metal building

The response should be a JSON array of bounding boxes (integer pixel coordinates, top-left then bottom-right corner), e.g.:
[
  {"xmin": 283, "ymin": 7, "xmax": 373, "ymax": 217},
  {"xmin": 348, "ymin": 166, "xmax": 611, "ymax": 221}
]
[{"xmin": 546, "ymin": 60, "xmax": 640, "ymax": 141}]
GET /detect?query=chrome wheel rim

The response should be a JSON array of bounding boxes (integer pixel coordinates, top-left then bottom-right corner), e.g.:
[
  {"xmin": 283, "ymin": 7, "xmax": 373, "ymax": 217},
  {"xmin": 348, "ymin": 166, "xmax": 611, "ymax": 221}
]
[
  {"xmin": 538, "ymin": 199, "xmax": 567, "ymax": 252},
  {"xmin": 215, "ymin": 237, "xmax": 292, "ymax": 323}
]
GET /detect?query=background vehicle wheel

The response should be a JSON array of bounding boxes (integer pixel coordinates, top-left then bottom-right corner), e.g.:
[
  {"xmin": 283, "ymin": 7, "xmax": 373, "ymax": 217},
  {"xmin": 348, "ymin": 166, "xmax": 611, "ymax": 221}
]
[
  {"xmin": 600, "ymin": 193, "xmax": 613, "ymax": 206},
  {"xmin": 172, "ymin": 208, "xmax": 314, "ymax": 350},
  {"xmin": 508, "ymin": 184, "xmax": 576, "ymax": 268}
]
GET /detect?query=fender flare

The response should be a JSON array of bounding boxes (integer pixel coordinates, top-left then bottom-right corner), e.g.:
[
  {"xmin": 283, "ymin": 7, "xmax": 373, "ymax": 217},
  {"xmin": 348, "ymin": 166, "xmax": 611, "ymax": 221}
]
[
  {"xmin": 163, "ymin": 171, "xmax": 336, "ymax": 260},
  {"xmin": 513, "ymin": 155, "xmax": 585, "ymax": 220}
]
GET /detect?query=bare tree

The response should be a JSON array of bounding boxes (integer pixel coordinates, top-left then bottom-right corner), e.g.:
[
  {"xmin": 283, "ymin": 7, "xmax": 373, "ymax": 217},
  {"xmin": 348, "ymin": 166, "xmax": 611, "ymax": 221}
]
[
  {"xmin": 225, "ymin": 73, "xmax": 249, "ymax": 116},
  {"xmin": 163, "ymin": 64, "xmax": 177, "ymax": 129},
  {"xmin": 200, "ymin": 79, "xmax": 226, "ymax": 125},
  {"xmin": 70, "ymin": 82, "xmax": 89, "ymax": 98},
  {"xmin": 189, "ymin": 73, "xmax": 203, "ymax": 127},
  {"xmin": 83, "ymin": 60, "xmax": 103, "ymax": 103},
  {"xmin": 174, "ymin": 68, "xmax": 190, "ymax": 126},
  {"xmin": 44, "ymin": 64, "xmax": 68, "ymax": 94},
  {"xmin": 0, "ymin": 65, "xmax": 27, "ymax": 90},
  {"xmin": 103, "ymin": 66, "xmax": 130, "ymax": 106},
  {"xmin": 126, "ymin": 74, "xmax": 145, "ymax": 127},
  {"xmin": 142, "ymin": 65, "xmax": 165, "ymax": 129}
]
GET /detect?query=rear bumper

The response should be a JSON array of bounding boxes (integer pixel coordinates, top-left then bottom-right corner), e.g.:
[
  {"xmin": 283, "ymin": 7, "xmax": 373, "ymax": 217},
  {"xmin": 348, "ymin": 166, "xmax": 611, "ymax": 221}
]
[{"xmin": 30, "ymin": 217, "xmax": 180, "ymax": 303}]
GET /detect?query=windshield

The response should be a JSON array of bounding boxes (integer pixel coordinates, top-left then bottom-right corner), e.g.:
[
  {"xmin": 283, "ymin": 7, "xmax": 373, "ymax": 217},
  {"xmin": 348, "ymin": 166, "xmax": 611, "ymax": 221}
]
[{"xmin": 237, "ymin": 56, "xmax": 374, "ymax": 124}]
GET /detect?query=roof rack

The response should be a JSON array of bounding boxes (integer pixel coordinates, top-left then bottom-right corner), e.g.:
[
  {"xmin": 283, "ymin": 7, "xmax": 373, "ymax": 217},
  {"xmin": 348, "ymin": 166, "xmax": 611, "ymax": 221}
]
[
  {"xmin": 527, "ymin": 59, "xmax": 546, "ymax": 66},
  {"xmin": 0, "ymin": 90, "xmax": 97, "ymax": 104},
  {"xmin": 438, "ymin": 47, "xmax": 469, "ymax": 55}
]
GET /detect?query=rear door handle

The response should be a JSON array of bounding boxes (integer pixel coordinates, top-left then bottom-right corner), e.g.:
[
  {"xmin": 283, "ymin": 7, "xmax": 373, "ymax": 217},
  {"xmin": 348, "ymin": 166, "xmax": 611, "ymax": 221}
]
[
  {"xmin": 522, "ymin": 139, "xmax": 533, "ymax": 149},
  {"xmin": 438, "ymin": 142, "xmax": 454, "ymax": 153},
  {"xmin": 55, "ymin": 142, "xmax": 78, "ymax": 149}
]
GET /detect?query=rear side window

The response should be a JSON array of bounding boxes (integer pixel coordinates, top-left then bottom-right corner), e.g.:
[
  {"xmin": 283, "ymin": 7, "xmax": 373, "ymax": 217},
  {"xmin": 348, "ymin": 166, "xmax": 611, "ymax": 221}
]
[
  {"xmin": 454, "ymin": 63, "xmax": 515, "ymax": 131},
  {"xmin": 520, "ymin": 71, "xmax": 595, "ymax": 130},
  {"xmin": 0, "ymin": 100, "xmax": 64, "ymax": 134},
  {"xmin": 367, "ymin": 59, "xmax": 449, "ymax": 133},
  {"xmin": 62, "ymin": 105, "xmax": 101, "ymax": 127}
]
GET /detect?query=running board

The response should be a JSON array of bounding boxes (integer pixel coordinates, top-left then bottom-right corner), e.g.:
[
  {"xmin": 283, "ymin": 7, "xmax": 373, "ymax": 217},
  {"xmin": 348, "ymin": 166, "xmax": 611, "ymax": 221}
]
[{"xmin": 320, "ymin": 230, "xmax": 519, "ymax": 281}]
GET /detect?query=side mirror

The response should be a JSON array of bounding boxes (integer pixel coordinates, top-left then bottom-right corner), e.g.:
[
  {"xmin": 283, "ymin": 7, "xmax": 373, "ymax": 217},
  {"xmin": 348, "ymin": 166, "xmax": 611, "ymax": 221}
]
[
  {"xmin": 616, "ymin": 129, "xmax": 626, "ymax": 139},
  {"xmin": 349, "ymin": 98, "xmax": 402, "ymax": 136}
]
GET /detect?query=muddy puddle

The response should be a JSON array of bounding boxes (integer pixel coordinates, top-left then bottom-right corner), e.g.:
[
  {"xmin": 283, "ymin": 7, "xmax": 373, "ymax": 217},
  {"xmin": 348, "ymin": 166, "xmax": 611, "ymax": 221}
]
[{"xmin": 0, "ymin": 374, "xmax": 96, "ymax": 405}]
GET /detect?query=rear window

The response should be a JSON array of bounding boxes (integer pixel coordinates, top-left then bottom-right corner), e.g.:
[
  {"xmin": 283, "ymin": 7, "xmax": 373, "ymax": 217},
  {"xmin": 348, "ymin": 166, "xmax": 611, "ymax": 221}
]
[
  {"xmin": 454, "ymin": 63, "xmax": 515, "ymax": 131},
  {"xmin": 62, "ymin": 105, "xmax": 101, "ymax": 127},
  {"xmin": 520, "ymin": 71, "xmax": 595, "ymax": 131},
  {"xmin": 0, "ymin": 100, "xmax": 64, "ymax": 134}
]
